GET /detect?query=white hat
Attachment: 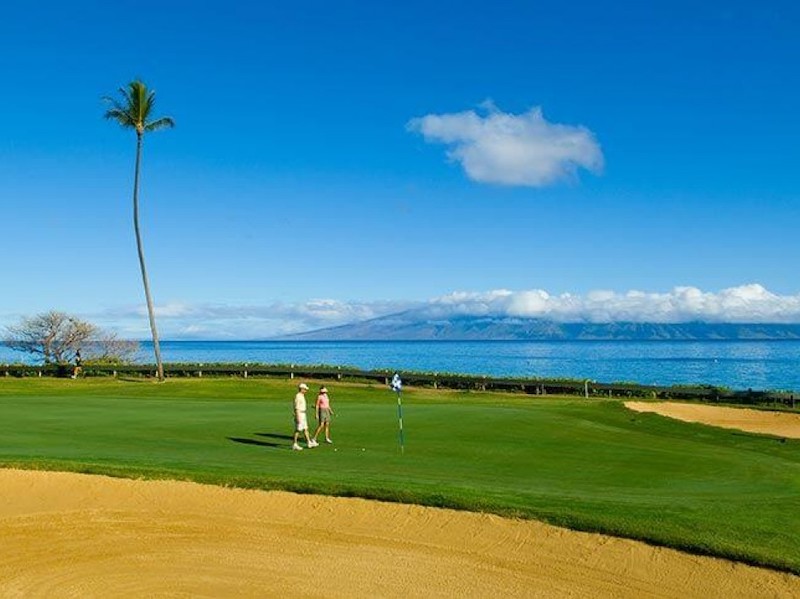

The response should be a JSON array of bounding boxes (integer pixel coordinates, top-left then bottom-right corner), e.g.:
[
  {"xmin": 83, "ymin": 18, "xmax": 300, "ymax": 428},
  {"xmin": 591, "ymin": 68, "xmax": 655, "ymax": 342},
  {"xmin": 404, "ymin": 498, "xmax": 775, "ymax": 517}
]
[
  {"xmin": 320, "ymin": 387, "xmax": 328, "ymax": 393},
  {"xmin": 298, "ymin": 383, "xmax": 309, "ymax": 390}
]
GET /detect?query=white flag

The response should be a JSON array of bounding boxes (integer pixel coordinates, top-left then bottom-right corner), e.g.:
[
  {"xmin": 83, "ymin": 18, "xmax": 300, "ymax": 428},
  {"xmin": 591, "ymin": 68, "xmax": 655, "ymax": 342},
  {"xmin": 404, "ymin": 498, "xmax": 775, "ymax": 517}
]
[{"xmin": 390, "ymin": 373, "xmax": 402, "ymax": 392}]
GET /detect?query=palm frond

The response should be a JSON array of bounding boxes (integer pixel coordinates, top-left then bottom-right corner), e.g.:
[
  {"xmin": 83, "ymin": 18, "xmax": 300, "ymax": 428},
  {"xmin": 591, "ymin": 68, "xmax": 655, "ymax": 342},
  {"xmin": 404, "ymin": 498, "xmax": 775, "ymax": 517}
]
[
  {"xmin": 128, "ymin": 81, "xmax": 144, "ymax": 125},
  {"xmin": 118, "ymin": 85, "xmax": 133, "ymax": 104},
  {"xmin": 144, "ymin": 116, "xmax": 175, "ymax": 132},
  {"xmin": 102, "ymin": 92, "xmax": 131, "ymax": 126},
  {"xmin": 103, "ymin": 107, "xmax": 136, "ymax": 128},
  {"xmin": 103, "ymin": 79, "xmax": 174, "ymax": 133}
]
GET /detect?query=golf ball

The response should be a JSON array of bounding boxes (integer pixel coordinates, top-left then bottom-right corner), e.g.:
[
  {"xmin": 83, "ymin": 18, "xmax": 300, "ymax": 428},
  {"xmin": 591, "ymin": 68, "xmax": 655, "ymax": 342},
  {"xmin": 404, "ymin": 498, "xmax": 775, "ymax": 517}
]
[{"xmin": 361, "ymin": 448, "xmax": 365, "ymax": 451}]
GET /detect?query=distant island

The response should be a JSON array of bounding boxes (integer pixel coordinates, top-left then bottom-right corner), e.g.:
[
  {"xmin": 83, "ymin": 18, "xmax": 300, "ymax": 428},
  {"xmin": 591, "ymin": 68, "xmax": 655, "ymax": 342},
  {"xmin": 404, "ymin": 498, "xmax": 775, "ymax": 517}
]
[{"xmin": 280, "ymin": 311, "xmax": 800, "ymax": 341}]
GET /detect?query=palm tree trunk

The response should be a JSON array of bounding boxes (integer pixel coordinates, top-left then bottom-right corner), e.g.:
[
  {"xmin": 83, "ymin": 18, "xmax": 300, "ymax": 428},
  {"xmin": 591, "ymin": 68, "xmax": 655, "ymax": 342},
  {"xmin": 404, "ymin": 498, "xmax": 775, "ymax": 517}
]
[{"xmin": 133, "ymin": 132, "xmax": 165, "ymax": 381}]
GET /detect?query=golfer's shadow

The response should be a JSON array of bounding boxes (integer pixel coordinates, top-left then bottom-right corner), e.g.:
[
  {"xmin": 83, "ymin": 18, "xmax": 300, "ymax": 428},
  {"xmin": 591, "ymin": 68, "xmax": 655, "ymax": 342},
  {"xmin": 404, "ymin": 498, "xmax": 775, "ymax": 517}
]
[
  {"xmin": 227, "ymin": 432, "xmax": 294, "ymax": 450},
  {"xmin": 255, "ymin": 432, "xmax": 293, "ymax": 441}
]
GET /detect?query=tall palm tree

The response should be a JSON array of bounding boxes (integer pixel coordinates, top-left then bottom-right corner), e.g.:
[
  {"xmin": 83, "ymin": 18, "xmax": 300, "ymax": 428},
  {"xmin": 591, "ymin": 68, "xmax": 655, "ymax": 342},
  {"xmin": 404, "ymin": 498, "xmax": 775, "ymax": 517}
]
[{"xmin": 104, "ymin": 80, "xmax": 174, "ymax": 381}]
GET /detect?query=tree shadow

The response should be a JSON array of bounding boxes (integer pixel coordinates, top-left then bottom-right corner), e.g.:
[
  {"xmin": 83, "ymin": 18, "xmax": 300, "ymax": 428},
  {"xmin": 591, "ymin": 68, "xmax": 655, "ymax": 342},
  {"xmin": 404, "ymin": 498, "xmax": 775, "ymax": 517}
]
[{"xmin": 228, "ymin": 436, "xmax": 284, "ymax": 449}]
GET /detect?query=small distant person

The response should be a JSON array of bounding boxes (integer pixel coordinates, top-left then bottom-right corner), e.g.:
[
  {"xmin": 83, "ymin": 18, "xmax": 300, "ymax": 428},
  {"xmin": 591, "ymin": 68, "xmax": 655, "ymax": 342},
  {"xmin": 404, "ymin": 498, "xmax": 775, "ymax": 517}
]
[
  {"xmin": 71, "ymin": 349, "xmax": 82, "ymax": 379},
  {"xmin": 292, "ymin": 383, "xmax": 318, "ymax": 451},
  {"xmin": 312, "ymin": 386, "xmax": 335, "ymax": 444}
]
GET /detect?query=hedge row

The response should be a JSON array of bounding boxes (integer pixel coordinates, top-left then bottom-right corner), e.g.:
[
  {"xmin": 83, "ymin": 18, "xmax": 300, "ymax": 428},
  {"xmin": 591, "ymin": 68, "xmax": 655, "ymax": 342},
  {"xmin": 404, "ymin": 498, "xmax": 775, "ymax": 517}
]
[{"xmin": 2, "ymin": 362, "xmax": 797, "ymax": 409}]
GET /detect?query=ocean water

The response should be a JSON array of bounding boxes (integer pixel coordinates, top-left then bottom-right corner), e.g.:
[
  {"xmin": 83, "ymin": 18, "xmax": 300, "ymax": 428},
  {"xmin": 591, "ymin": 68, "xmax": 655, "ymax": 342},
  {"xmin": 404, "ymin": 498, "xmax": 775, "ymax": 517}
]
[{"xmin": 3, "ymin": 340, "xmax": 799, "ymax": 392}]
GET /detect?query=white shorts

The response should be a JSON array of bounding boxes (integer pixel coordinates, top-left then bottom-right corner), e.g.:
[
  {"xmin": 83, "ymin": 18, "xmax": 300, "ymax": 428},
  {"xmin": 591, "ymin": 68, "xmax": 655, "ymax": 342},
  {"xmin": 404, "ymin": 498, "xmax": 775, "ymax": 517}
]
[{"xmin": 295, "ymin": 413, "xmax": 308, "ymax": 432}]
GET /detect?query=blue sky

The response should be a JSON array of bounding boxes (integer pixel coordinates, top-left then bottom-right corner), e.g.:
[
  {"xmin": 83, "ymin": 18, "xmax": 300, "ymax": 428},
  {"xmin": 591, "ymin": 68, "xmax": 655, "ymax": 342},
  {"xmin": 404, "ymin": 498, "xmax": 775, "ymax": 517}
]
[{"xmin": 2, "ymin": 1, "xmax": 800, "ymax": 338}]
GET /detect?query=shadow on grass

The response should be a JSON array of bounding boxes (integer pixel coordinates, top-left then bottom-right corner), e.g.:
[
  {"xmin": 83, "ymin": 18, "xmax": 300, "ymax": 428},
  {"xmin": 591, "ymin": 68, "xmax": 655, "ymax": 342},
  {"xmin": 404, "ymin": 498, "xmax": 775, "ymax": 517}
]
[
  {"xmin": 730, "ymin": 431, "xmax": 789, "ymax": 443},
  {"xmin": 255, "ymin": 432, "xmax": 293, "ymax": 441},
  {"xmin": 228, "ymin": 437, "xmax": 285, "ymax": 449}
]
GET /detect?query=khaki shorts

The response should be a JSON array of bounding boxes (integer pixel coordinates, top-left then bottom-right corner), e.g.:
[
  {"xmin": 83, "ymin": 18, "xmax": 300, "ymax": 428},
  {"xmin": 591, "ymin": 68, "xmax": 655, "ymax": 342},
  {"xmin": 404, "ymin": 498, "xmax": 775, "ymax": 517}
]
[
  {"xmin": 295, "ymin": 413, "xmax": 308, "ymax": 432},
  {"xmin": 318, "ymin": 408, "xmax": 331, "ymax": 423}
]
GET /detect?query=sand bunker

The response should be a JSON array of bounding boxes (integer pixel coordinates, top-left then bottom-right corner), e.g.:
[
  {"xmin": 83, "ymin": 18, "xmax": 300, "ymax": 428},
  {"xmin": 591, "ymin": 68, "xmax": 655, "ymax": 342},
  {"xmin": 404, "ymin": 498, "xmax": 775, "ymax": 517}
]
[
  {"xmin": 625, "ymin": 401, "xmax": 800, "ymax": 439},
  {"xmin": 1, "ymin": 469, "xmax": 797, "ymax": 598}
]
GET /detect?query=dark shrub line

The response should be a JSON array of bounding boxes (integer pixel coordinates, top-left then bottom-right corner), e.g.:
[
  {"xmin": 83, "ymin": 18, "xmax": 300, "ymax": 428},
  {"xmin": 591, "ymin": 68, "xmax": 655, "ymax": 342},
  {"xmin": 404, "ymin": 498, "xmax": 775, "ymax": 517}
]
[{"xmin": 2, "ymin": 363, "xmax": 797, "ymax": 409}]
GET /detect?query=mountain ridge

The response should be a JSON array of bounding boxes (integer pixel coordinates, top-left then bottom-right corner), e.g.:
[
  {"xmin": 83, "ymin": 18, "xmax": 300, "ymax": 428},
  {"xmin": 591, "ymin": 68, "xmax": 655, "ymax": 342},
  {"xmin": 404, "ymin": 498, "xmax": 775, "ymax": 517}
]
[{"xmin": 279, "ymin": 312, "xmax": 800, "ymax": 341}]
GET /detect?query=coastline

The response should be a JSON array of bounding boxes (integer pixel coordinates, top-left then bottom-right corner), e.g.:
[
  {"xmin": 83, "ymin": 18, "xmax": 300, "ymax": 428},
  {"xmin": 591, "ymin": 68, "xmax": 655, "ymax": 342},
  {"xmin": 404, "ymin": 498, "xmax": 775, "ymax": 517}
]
[{"xmin": 4, "ymin": 338, "xmax": 800, "ymax": 392}]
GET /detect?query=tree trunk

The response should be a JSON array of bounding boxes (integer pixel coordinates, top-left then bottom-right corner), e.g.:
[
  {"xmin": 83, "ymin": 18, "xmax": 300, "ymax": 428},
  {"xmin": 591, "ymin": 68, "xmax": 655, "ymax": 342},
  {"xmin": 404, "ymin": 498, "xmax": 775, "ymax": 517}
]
[{"xmin": 133, "ymin": 132, "xmax": 165, "ymax": 381}]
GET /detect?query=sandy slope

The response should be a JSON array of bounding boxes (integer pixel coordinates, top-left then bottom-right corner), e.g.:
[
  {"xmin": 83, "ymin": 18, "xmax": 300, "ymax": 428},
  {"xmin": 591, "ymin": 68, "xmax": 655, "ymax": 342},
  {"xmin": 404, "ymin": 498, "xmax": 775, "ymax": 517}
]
[
  {"xmin": 625, "ymin": 401, "xmax": 800, "ymax": 439},
  {"xmin": 1, "ymin": 469, "xmax": 797, "ymax": 598}
]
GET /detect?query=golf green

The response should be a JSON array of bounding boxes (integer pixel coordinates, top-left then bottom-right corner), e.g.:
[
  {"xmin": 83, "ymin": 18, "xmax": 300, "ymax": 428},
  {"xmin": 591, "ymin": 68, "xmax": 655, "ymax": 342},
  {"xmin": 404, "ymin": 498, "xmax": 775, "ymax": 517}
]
[{"xmin": 1, "ymin": 377, "xmax": 798, "ymax": 573}]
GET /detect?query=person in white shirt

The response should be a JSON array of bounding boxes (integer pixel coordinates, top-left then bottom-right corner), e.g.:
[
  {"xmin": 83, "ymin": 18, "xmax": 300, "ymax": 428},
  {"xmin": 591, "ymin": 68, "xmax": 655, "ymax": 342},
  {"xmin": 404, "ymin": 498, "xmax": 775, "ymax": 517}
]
[{"xmin": 292, "ymin": 383, "xmax": 317, "ymax": 450}]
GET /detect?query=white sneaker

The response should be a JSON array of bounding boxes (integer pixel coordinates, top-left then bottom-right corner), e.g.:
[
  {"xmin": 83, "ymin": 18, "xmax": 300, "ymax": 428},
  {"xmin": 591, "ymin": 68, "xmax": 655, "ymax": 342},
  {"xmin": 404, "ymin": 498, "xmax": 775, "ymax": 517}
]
[
  {"xmin": 292, "ymin": 443, "xmax": 303, "ymax": 451},
  {"xmin": 325, "ymin": 438, "xmax": 333, "ymax": 444},
  {"xmin": 308, "ymin": 440, "xmax": 319, "ymax": 448}
]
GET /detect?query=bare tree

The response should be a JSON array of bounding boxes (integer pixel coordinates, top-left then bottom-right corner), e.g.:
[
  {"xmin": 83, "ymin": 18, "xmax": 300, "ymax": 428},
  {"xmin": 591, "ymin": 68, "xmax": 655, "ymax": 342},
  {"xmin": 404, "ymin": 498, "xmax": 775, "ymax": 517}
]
[
  {"xmin": 4, "ymin": 311, "xmax": 95, "ymax": 364},
  {"xmin": 89, "ymin": 331, "xmax": 140, "ymax": 364},
  {"xmin": 3, "ymin": 311, "xmax": 139, "ymax": 365}
]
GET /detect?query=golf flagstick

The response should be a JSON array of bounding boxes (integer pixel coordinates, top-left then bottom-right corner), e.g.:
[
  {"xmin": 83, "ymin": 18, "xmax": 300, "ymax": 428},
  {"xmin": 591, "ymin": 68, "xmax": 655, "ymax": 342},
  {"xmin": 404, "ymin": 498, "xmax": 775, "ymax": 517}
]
[{"xmin": 391, "ymin": 373, "xmax": 404, "ymax": 454}]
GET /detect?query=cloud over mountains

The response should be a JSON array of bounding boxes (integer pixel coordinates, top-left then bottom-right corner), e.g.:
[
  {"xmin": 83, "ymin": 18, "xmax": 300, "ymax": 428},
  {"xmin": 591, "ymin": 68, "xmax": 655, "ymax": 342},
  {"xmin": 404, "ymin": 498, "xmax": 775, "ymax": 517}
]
[
  {"xmin": 408, "ymin": 102, "xmax": 603, "ymax": 187},
  {"xmin": 94, "ymin": 299, "xmax": 417, "ymax": 339},
  {"xmin": 422, "ymin": 284, "xmax": 800, "ymax": 324},
  {"xmin": 84, "ymin": 284, "xmax": 800, "ymax": 339}
]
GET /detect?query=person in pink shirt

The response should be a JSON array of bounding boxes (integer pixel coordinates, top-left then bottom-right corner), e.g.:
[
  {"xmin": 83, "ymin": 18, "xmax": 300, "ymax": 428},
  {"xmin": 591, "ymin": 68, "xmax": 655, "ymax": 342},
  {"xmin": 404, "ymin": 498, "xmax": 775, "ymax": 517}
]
[{"xmin": 312, "ymin": 386, "xmax": 335, "ymax": 444}]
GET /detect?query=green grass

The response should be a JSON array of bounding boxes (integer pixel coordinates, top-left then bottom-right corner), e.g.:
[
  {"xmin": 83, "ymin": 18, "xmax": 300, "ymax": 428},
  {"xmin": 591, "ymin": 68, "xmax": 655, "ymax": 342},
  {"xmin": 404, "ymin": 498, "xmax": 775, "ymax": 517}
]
[{"xmin": 1, "ymin": 377, "xmax": 799, "ymax": 573}]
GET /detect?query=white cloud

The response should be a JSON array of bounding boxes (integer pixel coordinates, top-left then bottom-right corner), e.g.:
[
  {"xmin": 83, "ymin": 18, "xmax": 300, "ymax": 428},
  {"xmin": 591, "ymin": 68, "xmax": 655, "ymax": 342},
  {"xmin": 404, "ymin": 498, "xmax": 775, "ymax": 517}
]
[
  {"xmin": 407, "ymin": 102, "xmax": 603, "ymax": 187},
  {"xmin": 427, "ymin": 284, "xmax": 800, "ymax": 324},
  {"xmin": 92, "ymin": 299, "xmax": 419, "ymax": 339},
  {"xmin": 9, "ymin": 284, "xmax": 800, "ymax": 341}
]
